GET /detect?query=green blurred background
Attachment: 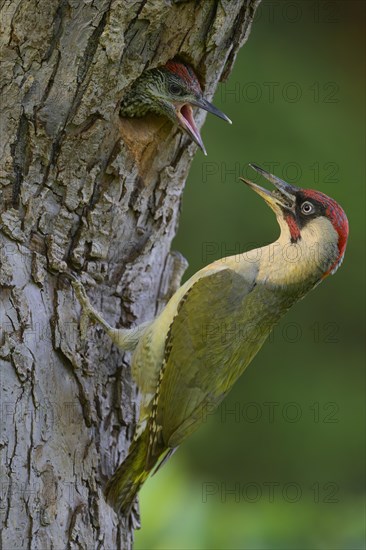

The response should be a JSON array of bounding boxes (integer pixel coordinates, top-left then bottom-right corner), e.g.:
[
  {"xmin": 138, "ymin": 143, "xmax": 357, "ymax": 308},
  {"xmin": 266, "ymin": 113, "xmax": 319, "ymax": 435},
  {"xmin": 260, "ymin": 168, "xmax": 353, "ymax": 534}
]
[{"xmin": 136, "ymin": 1, "xmax": 365, "ymax": 548}]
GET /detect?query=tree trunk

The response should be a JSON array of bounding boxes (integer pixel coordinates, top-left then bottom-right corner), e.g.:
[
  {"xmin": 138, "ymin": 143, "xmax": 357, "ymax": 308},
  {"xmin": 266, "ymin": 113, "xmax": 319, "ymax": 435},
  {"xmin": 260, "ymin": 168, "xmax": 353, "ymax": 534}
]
[{"xmin": 0, "ymin": 0, "xmax": 260, "ymax": 547}]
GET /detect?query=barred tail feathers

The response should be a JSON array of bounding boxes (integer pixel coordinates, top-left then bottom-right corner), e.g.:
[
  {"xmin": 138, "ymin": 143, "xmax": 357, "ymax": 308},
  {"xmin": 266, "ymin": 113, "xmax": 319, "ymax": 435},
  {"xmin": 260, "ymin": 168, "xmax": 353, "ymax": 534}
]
[{"xmin": 106, "ymin": 428, "xmax": 151, "ymax": 514}]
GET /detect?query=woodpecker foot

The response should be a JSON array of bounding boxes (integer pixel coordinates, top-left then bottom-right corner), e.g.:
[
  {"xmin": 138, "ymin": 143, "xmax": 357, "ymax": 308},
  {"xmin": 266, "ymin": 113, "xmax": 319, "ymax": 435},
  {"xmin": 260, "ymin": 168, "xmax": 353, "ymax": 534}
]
[
  {"xmin": 129, "ymin": 499, "xmax": 141, "ymax": 530},
  {"xmin": 69, "ymin": 274, "xmax": 151, "ymax": 351},
  {"xmin": 157, "ymin": 251, "xmax": 188, "ymax": 313},
  {"xmin": 168, "ymin": 251, "xmax": 189, "ymax": 296},
  {"xmin": 70, "ymin": 277, "xmax": 104, "ymax": 338}
]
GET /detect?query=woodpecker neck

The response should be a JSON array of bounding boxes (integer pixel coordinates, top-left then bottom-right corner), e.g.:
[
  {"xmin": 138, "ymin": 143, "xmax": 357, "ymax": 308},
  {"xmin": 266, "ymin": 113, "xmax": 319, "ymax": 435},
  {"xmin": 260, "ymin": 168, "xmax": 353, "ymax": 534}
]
[{"xmin": 256, "ymin": 215, "xmax": 341, "ymax": 289}]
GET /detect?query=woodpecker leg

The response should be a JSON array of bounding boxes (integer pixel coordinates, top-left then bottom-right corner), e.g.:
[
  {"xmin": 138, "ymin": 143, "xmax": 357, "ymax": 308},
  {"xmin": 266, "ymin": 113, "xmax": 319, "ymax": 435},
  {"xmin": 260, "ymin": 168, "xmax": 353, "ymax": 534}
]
[
  {"xmin": 167, "ymin": 251, "xmax": 189, "ymax": 296},
  {"xmin": 156, "ymin": 251, "xmax": 189, "ymax": 313},
  {"xmin": 71, "ymin": 278, "xmax": 150, "ymax": 351}
]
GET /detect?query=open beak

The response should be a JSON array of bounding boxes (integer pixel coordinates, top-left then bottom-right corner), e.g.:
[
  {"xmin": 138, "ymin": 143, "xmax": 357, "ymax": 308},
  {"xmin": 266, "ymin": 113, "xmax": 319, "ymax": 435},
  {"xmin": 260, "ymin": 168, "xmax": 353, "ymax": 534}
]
[
  {"xmin": 176, "ymin": 104, "xmax": 207, "ymax": 155},
  {"xmin": 240, "ymin": 163, "xmax": 298, "ymax": 212},
  {"xmin": 192, "ymin": 97, "xmax": 232, "ymax": 125},
  {"xmin": 176, "ymin": 98, "xmax": 231, "ymax": 156}
]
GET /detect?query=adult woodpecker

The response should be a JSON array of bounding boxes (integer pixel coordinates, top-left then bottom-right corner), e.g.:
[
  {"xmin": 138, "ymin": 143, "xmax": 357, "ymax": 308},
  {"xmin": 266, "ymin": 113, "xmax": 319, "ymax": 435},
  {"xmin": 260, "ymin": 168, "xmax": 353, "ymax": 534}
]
[
  {"xmin": 71, "ymin": 164, "xmax": 349, "ymax": 514},
  {"xmin": 119, "ymin": 60, "xmax": 231, "ymax": 155}
]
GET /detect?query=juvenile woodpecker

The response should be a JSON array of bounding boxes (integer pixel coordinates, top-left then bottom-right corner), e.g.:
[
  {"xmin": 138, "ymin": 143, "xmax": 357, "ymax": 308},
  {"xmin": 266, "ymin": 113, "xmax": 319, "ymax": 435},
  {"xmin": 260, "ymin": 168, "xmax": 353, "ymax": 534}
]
[
  {"xmin": 71, "ymin": 164, "xmax": 349, "ymax": 514},
  {"xmin": 119, "ymin": 60, "xmax": 231, "ymax": 155}
]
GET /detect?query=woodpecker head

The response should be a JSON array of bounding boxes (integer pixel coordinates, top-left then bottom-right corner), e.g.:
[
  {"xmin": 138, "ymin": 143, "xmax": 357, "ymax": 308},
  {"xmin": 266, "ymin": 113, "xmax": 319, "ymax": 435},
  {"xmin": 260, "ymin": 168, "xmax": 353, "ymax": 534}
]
[
  {"xmin": 120, "ymin": 60, "xmax": 231, "ymax": 155},
  {"xmin": 241, "ymin": 164, "xmax": 349, "ymax": 280}
]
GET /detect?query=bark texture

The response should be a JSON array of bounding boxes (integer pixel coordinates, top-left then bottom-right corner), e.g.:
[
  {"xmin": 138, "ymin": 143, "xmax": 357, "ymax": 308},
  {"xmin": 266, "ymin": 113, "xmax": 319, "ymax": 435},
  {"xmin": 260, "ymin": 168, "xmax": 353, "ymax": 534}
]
[{"xmin": 0, "ymin": 0, "xmax": 260, "ymax": 547}]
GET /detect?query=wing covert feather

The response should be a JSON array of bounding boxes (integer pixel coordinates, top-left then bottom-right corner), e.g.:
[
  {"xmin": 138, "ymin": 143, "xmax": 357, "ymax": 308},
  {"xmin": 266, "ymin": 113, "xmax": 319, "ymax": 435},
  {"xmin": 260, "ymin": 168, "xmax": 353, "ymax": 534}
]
[{"xmin": 155, "ymin": 268, "xmax": 257, "ymax": 447}]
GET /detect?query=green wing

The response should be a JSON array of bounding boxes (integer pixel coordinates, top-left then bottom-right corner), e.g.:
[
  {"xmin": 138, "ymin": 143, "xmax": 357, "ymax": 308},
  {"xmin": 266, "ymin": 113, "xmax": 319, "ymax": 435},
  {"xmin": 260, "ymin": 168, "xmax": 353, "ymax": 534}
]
[{"xmin": 154, "ymin": 268, "xmax": 258, "ymax": 449}]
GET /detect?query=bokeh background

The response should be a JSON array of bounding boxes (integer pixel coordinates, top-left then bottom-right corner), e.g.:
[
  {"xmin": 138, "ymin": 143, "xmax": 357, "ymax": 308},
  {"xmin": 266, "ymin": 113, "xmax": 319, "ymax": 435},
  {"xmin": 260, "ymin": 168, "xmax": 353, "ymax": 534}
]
[{"xmin": 136, "ymin": 1, "xmax": 365, "ymax": 548}]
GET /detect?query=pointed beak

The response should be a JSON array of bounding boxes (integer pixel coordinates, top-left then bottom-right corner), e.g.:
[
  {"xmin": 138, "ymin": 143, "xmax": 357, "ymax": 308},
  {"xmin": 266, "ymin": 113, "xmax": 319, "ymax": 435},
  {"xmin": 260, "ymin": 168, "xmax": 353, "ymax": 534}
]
[
  {"xmin": 176, "ymin": 104, "xmax": 207, "ymax": 155},
  {"xmin": 240, "ymin": 163, "xmax": 298, "ymax": 212},
  {"xmin": 192, "ymin": 97, "xmax": 232, "ymax": 125},
  {"xmin": 175, "ymin": 98, "xmax": 230, "ymax": 156}
]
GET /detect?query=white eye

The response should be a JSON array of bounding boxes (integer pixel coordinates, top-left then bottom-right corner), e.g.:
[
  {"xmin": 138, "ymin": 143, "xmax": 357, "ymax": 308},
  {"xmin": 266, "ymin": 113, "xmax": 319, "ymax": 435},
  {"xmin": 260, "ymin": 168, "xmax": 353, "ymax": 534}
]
[{"xmin": 301, "ymin": 201, "xmax": 315, "ymax": 215}]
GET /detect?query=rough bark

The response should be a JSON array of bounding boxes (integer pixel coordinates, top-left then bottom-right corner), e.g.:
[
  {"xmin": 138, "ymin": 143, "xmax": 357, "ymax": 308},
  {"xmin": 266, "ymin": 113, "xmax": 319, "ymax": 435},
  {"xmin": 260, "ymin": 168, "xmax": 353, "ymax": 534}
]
[{"xmin": 0, "ymin": 0, "xmax": 260, "ymax": 547}]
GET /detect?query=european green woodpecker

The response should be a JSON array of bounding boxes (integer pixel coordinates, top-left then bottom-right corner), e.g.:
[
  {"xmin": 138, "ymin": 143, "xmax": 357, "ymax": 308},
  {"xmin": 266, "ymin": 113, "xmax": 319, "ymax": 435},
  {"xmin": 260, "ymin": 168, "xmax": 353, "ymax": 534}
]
[
  {"xmin": 119, "ymin": 60, "xmax": 231, "ymax": 155},
  {"xmin": 71, "ymin": 164, "xmax": 349, "ymax": 514}
]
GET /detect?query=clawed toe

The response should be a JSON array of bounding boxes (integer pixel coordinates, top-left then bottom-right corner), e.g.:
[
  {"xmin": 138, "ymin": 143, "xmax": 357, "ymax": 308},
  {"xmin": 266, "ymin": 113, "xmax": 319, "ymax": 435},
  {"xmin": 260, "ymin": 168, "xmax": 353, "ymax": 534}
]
[{"xmin": 71, "ymin": 280, "xmax": 88, "ymax": 305}]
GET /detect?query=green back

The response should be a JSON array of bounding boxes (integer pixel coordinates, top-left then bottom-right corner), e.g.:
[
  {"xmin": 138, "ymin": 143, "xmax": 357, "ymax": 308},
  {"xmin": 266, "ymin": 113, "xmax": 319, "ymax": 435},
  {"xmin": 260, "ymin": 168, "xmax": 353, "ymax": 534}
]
[{"xmin": 152, "ymin": 267, "xmax": 304, "ymax": 451}]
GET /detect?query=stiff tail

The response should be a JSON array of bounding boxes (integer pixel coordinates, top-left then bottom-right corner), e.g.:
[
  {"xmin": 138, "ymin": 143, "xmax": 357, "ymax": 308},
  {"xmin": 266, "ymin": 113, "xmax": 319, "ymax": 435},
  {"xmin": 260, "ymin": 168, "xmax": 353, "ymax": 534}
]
[{"xmin": 105, "ymin": 428, "xmax": 152, "ymax": 515}]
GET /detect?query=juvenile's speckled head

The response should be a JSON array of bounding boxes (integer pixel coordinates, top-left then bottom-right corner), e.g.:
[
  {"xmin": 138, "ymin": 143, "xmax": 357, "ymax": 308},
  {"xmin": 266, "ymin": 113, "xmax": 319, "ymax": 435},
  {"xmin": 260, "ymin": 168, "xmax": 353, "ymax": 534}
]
[
  {"xmin": 241, "ymin": 164, "xmax": 349, "ymax": 281},
  {"xmin": 120, "ymin": 60, "xmax": 231, "ymax": 155}
]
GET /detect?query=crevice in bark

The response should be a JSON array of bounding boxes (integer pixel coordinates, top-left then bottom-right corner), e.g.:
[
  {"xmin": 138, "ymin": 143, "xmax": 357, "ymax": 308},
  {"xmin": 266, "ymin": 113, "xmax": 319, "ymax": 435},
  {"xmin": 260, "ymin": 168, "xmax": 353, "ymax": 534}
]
[
  {"xmin": 42, "ymin": 0, "xmax": 68, "ymax": 63},
  {"xmin": 10, "ymin": 111, "xmax": 30, "ymax": 208},
  {"xmin": 37, "ymin": 50, "xmax": 62, "ymax": 114}
]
